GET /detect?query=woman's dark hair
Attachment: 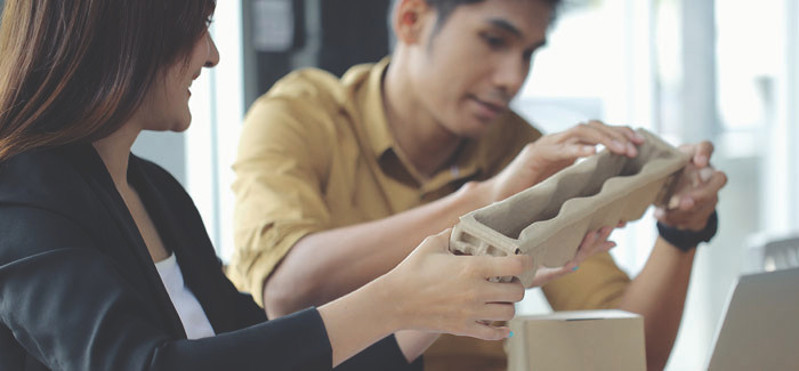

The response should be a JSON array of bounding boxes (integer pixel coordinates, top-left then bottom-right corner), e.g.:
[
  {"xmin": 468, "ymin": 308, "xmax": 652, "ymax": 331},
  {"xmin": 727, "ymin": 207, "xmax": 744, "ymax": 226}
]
[{"xmin": 0, "ymin": 0, "xmax": 216, "ymax": 161}]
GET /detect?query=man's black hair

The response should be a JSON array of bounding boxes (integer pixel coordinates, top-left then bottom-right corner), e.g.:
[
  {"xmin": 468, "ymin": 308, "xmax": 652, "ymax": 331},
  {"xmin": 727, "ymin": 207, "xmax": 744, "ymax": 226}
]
[{"xmin": 427, "ymin": 0, "xmax": 563, "ymax": 33}]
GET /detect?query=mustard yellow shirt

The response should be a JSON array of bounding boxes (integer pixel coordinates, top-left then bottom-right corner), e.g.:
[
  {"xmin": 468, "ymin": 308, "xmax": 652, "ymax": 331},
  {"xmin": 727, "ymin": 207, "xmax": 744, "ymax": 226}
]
[{"xmin": 230, "ymin": 59, "xmax": 631, "ymax": 369}]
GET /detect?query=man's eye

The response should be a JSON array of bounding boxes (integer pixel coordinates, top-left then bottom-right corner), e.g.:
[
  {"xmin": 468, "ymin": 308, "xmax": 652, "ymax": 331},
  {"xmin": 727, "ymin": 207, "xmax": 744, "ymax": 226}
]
[
  {"xmin": 482, "ymin": 34, "xmax": 506, "ymax": 49},
  {"xmin": 523, "ymin": 49, "xmax": 536, "ymax": 61}
]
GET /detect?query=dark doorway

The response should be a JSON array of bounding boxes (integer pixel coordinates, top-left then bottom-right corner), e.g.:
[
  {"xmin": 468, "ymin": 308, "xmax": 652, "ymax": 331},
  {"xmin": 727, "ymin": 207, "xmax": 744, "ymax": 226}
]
[{"xmin": 247, "ymin": 0, "xmax": 392, "ymax": 99}]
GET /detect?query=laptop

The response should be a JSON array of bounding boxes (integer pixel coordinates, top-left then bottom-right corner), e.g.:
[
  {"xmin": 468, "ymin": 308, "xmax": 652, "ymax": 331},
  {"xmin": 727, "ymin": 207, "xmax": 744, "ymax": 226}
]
[{"xmin": 706, "ymin": 267, "xmax": 799, "ymax": 370}]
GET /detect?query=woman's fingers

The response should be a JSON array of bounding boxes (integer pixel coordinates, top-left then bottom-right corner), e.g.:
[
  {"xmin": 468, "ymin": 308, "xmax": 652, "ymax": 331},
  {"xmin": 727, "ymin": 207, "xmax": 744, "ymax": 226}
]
[
  {"xmin": 579, "ymin": 225, "xmax": 601, "ymax": 246},
  {"xmin": 418, "ymin": 228, "xmax": 452, "ymax": 253},
  {"xmin": 596, "ymin": 226, "xmax": 614, "ymax": 242},
  {"xmin": 402, "ymin": 222, "xmax": 627, "ymax": 340},
  {"xmin": 476, "ymin": 302, "xmax": 517, "ymax": 323},
  {"xmin": 528, "ymin": 265, "xmax": 572, "ymax": 287},
  {"xmin": 473, "ymin": 254, "xmax": 534, "ymax": 279},
  {"xmin": 393, "ymin": 229, "xmax": 533, "ymax": 340},
  {"xmin": 578, "ymin": 226, "xmax": 613, "ymax": 250},
  {"xmin": 563, "ymin": 226, "xmax": 617, "ymax": 269},
  {"xmin": 478, "ymin": 278, "xmax": 526, "ymax": 303},
  {"xmin": 524, "ymin": 225, "xmax": 618, "ymax": 288}
]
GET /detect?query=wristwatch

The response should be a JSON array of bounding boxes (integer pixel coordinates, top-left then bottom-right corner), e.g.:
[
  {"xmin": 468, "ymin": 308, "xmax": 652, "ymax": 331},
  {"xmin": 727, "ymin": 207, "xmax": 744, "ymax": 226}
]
[{"xmin": 656, "ymin": 210, "xmax": 718, "ymax": 252}]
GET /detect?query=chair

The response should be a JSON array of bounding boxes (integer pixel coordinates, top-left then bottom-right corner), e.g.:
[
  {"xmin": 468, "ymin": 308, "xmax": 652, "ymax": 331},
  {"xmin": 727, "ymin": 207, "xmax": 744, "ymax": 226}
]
[{"xmin": 747, "ymin": 234, "xmax": 799, "ymax": 272}]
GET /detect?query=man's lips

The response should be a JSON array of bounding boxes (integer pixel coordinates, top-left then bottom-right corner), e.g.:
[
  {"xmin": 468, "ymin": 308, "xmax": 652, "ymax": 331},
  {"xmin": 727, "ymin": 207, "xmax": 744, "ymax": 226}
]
[{"xmin": 470, "ymin": 96, "xmax": 509, "ymax": 116}]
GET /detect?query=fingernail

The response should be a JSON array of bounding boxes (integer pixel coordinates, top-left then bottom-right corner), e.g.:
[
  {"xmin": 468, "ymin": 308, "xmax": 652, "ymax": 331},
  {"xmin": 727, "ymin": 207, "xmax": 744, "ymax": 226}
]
[
  {"xmin": 508, "ymin": 331, "xmax": 515, "ymax": 338},
  {"xmin": 627, "ymin": 142, "xmax": 638, "ymax": 156},
  {"xmin": 612, "ymin": 140, "xmax": 625, "ymax": 152},
  {"xmin": 696, "ymin": 155, "xmax": 708, "ymax": 165},
  {"xmin": 572, "ymin": 266, "xmax": 579, "ymax": 272}
]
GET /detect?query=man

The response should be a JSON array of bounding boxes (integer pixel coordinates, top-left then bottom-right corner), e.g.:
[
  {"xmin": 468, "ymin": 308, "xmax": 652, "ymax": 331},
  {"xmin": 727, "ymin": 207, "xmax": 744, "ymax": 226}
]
[{"xmin": 230, "ymin": 0, "xmax": 727, "ymax": 369}]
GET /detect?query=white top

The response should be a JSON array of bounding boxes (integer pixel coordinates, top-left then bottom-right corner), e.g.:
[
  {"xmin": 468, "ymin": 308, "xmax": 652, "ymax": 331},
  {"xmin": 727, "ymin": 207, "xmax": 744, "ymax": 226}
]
[{"xmin": 154, "ymin": 254, "xmax": 216, "ymax": 339}]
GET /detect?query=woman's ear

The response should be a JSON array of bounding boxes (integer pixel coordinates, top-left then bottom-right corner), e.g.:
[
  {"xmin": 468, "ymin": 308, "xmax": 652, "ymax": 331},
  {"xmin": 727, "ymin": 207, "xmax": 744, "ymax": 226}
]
[{"xmin": 392, "ymin": 0, "xmax": 433, "ymax": 45}]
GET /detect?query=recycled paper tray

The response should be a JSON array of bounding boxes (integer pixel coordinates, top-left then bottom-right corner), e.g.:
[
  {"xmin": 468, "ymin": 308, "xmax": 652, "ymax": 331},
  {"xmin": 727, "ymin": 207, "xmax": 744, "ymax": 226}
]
[{"xmin": 450, "ymin": 129, "xmax": 690, "ymax": 286}]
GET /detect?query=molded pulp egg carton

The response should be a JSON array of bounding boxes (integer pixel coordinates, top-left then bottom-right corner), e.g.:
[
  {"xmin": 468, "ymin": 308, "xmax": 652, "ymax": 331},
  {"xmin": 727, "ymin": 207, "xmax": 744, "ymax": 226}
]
[{"xmin": 449, "ymin": 129, "xmax": 691, "ymax": 287}]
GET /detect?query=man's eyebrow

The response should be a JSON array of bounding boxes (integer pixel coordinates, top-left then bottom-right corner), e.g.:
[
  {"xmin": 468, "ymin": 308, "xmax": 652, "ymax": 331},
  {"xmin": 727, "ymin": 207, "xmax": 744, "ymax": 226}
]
[
  {"xmin": 487, "ymin": 19, "xmax": 522, "ymax": 37},
  {"xmin": 486, "ymin": 18, "xmax": 547, "ymax": 50}
]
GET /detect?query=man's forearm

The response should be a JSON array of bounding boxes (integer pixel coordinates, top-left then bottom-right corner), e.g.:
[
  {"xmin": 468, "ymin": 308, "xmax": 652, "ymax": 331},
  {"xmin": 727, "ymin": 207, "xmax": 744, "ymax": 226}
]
[
  {"xmin": 263, "ymin": 181, "xmax": 491, "ymax": 317},
  {"xmin": 618, "ymin": 237, "xmax": 696, "ymax": 370}
]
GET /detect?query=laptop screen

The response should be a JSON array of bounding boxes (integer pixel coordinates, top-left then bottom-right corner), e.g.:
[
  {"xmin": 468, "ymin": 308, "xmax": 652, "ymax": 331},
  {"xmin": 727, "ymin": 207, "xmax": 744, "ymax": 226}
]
[{"xmin": 707, "ymin": 267, "xmax": 799, "ymax": 370}]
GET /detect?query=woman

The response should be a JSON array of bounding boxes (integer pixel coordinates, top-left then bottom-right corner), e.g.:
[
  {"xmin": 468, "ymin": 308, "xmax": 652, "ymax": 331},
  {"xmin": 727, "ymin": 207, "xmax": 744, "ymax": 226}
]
[{"xmin": 0, "ymin": 0, "xmax": 614, "ymax": 370}]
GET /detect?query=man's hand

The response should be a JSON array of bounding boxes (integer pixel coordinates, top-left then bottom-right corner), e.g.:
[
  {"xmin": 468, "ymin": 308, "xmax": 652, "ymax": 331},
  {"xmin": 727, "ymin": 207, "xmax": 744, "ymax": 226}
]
[
  {"xmin": 655, "ymin": 141, "xmax": 727, "ymax": 230},
  {"xmin": 482, "ymin": 121, "xmax": 645, "ymax": 203}
]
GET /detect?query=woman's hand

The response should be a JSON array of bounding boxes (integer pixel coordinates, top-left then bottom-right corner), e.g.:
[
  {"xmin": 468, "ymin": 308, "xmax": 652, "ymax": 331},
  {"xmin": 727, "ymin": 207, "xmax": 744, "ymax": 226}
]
[
  {"xmin": 318, "ymin": 222, "xmax": 619, "ymax": 366},
  {"xmin": 480, "ymin": 121, "xmax": 645, "ymax": 203},
  {"xmin": 526, "ymin": 224, "xmax": 619, "ymax": 287},
  {"xmin": 381, "ymin": 229, "xmax": 533, "ymax": 341}
]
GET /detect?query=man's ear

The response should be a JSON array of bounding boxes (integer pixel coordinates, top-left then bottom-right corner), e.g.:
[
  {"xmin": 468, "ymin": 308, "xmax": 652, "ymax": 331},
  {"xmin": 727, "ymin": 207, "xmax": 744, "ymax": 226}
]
[{"xmin": 392, "ymin": 0, "xmax": 433, "ymax": 45}]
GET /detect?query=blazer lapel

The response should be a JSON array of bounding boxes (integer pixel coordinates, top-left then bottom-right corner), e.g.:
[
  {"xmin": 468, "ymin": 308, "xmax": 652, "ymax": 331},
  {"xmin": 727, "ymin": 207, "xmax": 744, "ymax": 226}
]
[
  {"xmin": 127, "ymin": 156, "xmax": 231, "ymax": 334},
  {"xmin": 62, "ymin": 145, "xmax": 188, "ymax": 339}
]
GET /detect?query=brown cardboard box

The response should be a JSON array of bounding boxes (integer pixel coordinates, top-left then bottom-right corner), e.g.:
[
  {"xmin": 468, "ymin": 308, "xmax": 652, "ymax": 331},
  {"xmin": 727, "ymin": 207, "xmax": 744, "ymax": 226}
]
[{"xmin": 507, "ymin": 310, "xmax": 646, "ymax": 371}]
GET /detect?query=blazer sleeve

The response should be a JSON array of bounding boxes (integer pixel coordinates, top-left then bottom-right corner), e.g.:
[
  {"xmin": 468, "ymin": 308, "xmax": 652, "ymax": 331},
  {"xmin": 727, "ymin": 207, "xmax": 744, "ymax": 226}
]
[
  {"xmin": 336, "ymin": 335, "xmax": 423, "ymax": 371},
  {"xmin": 0, "ymin": 206, "xmax": 333, "ymax": 371}
]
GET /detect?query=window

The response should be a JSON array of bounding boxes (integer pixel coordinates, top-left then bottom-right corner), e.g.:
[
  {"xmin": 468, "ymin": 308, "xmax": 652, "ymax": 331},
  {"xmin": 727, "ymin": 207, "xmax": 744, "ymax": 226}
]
[
  {"xmin": 514, "ymin": 1, "xmax": 799, "ymax": 369},
  {"xmin": 185, "ymin": 2, "xmax": 246, "ymax": 262}
]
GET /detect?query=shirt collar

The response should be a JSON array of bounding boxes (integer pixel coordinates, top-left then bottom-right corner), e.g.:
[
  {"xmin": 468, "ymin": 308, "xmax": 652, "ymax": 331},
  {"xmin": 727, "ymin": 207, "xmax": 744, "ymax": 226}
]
[
  {"xmin": 357, "ymin": 57, "xmax": 395, "ymax": 159},
  {"xmin": 356, "ymin": 57, "xmax": 514, "ymax": 187}
]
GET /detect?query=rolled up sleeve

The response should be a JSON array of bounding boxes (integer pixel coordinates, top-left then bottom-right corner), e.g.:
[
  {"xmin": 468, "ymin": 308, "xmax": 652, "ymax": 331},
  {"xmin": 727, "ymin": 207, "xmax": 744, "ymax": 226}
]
[
  {"xmin": 230, "ymin": 95, "xmax": 335, "ymax": 306},
  {"xmin": 541, "ymin": 252, "xmax": 632, "ymax": 310}
]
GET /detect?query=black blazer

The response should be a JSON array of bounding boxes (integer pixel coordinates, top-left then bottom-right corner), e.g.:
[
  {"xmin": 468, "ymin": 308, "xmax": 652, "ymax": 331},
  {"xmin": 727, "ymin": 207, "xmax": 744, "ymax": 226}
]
[{"xmin": 0, "ymin": 145, "xmax": 419, "ymax": 371}]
